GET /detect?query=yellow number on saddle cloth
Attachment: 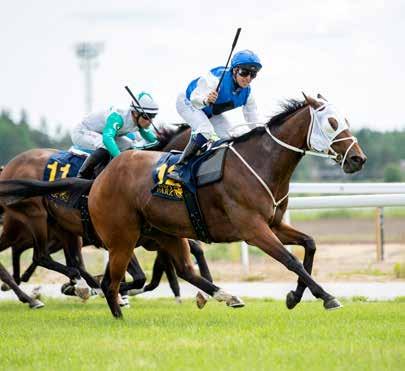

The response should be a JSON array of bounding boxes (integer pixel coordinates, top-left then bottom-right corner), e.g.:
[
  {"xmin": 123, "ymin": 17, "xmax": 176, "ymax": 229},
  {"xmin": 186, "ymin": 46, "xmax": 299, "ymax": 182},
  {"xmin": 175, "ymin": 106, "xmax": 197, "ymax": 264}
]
[
  {"xmin": 46, "ymin": 161, "xmax": 71, "ymax": 201},
  {"xmin": 156, "ymin": 163, "xmax": 183, "ymax": 200}
]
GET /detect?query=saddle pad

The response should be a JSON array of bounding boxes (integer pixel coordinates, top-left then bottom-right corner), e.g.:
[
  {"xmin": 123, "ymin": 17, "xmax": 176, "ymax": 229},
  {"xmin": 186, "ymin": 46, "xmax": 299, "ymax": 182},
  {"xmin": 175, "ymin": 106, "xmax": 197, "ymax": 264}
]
[
  {"xmin": 152, "ymin": 153, "xmax": 184, "ymax": 201},
  {"xmin": 43, "ymin": 151, "xmax": 87, "ymax": 206},
  {"xmin": 151, "ymin": 146, "xmax": 228, "ymax": 201},
  {"xmin": 43, "ymin": 151, "xmax": 86, "ymax": 181}
]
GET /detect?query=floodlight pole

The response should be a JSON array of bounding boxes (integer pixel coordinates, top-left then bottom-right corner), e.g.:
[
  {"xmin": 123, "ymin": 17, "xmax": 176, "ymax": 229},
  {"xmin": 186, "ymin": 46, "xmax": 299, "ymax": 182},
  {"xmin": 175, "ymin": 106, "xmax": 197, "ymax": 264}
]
[{"xmin": 75, "ymin": 42, "xmax": 104, "ymax": 114}]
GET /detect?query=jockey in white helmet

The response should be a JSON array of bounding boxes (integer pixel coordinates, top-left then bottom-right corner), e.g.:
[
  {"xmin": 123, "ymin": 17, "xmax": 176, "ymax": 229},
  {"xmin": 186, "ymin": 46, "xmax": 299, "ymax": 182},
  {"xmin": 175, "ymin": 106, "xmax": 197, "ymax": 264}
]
[{"xmin": 71, "ymin": 91, "xmax": 159, "ymax": 179}]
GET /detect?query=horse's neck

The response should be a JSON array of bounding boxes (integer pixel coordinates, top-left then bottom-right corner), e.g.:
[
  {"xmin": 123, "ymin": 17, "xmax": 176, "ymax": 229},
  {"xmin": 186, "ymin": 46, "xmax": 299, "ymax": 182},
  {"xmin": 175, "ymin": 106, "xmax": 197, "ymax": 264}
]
[{"xmin": 235, "ymin": 108, "xmax": 309, "ymax": 194}]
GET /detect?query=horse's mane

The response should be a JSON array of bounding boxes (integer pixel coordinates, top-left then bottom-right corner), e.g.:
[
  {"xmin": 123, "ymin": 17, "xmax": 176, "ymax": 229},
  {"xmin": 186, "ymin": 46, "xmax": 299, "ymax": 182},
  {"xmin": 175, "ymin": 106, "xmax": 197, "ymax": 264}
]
[
  {"xmin": 268, "ymin": 99, "xmax": 307, "ymax": 127},
  {"xmin": 234, "ymin": 99, "xmax": 308, "ymax": 143},
  {"xmin": 148, "ymin": 124, "xmax": 190, "ymax": 151}
]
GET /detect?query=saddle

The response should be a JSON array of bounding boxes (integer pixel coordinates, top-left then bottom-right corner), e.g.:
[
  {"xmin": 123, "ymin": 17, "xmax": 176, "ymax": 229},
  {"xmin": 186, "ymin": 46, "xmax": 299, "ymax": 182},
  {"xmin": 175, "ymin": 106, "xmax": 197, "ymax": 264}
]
[{"xmin": 151, "ymin": 141, "xmax": 229, "ymax": 243}]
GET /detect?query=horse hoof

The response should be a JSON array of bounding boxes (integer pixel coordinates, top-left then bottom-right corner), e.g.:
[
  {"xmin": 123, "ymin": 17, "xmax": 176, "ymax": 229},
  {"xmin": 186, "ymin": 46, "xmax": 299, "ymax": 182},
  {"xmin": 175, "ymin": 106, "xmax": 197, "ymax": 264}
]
[
  {"xmin": 196, "ymin": 291, "xmax": 208, "ymax": 309},
  {"xmin": 226, "ymin": 296, "xmax": 245, "ymax": 308},
  {"xmin": 1, "ymin": 283, "xmax": 10, "ymax": 291},
  {"xmin": 175, "ymin": 296, "xmax": 182, "ymax": 304},
  {"xmin": 29, "ymin": 299, "xmax": 45, "ymax": 309},
  {"xmin": 75, "ymin": 287, "xmax": 91, "ymax": 301},
  {"xmin": 286, "ymin": 291, "xmax": 299, "ymax": 310},
  {"xmin": 324, "ymin": 298, "xmax": 343, "ymax": 310}
]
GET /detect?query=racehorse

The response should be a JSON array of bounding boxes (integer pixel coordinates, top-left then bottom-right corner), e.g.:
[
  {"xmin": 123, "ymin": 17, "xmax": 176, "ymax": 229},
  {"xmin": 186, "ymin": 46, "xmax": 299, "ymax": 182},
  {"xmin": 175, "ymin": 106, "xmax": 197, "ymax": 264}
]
[
  {"xmin": 0, "ymin": 167, "xmax": 43, "ymax": 308},
  {"xmin": 0, "ymin": 94, "xmax": 367, "ymax": 317},
  {"xmin": 92, "ymin": 94, "xmax": 366, "ymax": 316},
  {"xmin": 0, "ymin": 125, "xmax": 212, "ymax": 302}
]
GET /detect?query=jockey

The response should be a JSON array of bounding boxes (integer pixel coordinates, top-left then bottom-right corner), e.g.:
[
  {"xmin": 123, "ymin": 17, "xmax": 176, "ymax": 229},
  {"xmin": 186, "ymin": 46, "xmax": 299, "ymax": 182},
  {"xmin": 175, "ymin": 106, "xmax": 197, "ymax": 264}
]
[
  {"xmin": 168, "ymin": 49, "xmax": 262, "ymax": 181},
  {"xmin": 71, "ymin": 92, "xmax": 159, "ymax": 179}
]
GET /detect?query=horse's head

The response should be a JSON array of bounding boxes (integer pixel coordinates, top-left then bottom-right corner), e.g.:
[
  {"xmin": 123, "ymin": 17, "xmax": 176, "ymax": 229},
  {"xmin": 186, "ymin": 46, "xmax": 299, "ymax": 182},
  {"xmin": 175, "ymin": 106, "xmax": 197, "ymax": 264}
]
[{"xmin": 302, "ymin": 93, "xmax": 367, "ymax": 173}]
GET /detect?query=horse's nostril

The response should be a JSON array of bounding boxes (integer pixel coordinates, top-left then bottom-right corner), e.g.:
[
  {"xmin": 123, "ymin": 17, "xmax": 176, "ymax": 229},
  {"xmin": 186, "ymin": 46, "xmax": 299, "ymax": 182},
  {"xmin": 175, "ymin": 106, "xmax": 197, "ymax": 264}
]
[{"xmin": 351, "ymin": 156, "xmax": 366, "ymax": 165}]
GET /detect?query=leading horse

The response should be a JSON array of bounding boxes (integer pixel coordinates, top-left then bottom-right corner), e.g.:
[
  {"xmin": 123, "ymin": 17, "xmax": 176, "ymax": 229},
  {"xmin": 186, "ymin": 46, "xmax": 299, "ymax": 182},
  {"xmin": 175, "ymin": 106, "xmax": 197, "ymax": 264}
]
[
  {"xmin": 90, "ymin": 94, "xmax": 366, "ymax": 317},
  {"xmin": 0, "ymin": 95, "xmax": 367, "ymax": 317}
]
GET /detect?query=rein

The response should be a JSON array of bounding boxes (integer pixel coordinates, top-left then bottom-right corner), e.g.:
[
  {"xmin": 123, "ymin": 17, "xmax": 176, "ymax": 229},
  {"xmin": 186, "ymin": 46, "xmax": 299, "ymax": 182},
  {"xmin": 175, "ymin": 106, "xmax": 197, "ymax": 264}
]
[{"xmin": 219, "ymin": 103, "xmax": 357, "ymax": 221}]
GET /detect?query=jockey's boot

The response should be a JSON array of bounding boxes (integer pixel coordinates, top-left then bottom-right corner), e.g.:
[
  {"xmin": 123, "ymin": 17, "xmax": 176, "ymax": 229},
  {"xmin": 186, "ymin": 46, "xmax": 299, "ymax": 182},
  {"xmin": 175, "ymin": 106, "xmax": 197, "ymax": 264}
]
[
  {"xmin": 77, "ymin": 148, "xmax": 110, "ymax": 179},
  {"xmin": 167, "ymin": 134, "xmax": 206, "ymax": 182}
]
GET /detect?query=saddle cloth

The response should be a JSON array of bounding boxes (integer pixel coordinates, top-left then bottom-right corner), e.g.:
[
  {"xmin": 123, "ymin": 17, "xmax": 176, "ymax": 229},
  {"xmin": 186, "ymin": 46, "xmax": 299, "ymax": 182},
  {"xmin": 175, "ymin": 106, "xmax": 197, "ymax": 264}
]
[
  {"xmin": 42, "ymin": 150, "xmax": 87, "ymax": 206},
  {"xmin": 151, "ymin": 143, "xmax": 228, "ymax": 243},
  {"xmin": 151, "ymin": 144, "xmax": 228, "ymax": 201}
]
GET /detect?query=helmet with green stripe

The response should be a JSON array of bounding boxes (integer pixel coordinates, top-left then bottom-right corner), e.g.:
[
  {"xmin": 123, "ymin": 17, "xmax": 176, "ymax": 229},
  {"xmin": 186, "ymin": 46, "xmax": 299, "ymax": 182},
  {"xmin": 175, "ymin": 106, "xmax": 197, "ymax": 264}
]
[{"xmin": 131, "ymin": 92, "xmax": 159, "ymax": 118}]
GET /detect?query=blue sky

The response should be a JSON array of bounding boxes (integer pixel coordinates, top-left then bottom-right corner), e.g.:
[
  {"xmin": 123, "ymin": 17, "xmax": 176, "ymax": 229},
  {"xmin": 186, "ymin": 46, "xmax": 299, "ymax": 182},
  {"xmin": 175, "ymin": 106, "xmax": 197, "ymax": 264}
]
[{"xmin": 1, "ymin": 0, "xmax": 404, "ymax": 135}]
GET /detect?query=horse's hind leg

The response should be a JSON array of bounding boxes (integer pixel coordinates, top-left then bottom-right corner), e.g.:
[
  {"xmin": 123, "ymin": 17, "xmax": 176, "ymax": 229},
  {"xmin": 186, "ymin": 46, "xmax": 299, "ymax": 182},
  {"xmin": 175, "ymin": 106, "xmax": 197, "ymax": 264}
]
[
  {"xmin": 272, "ymin": 222, "xmax": 317, "ymax": 309},
  {"xmin": 101, "ymin": 243, "xmax": 135, "ymax": 318},
  {"xmin": 249, "ymin": 222, "xmax": 341, "ymax": 310},
  {"xmin": 0, "ymin": 261, "xmax": 44, "ymax": 309},
  {"xmin": 156, "ymin": 235, "xmax": 244, "ymax": 308}
]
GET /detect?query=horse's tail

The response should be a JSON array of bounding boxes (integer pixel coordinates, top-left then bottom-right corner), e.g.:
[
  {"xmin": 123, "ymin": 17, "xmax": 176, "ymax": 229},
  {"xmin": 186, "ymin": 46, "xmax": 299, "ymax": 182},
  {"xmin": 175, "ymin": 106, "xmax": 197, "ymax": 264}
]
[{"xmin": 0, "ymin": 178, "xmax": 93, "ymax": 206}]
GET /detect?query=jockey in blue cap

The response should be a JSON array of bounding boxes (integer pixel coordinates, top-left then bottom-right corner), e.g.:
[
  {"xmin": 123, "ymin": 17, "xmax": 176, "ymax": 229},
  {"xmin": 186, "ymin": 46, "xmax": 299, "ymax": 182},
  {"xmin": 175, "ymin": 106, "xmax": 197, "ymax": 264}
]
[
  {"xmin": 168, "ymin": 49, "xmax": 263, "ymax": 181},
  {"xmin": 71, "ymin": 92, "xmax": 159, "ymax": 179}
]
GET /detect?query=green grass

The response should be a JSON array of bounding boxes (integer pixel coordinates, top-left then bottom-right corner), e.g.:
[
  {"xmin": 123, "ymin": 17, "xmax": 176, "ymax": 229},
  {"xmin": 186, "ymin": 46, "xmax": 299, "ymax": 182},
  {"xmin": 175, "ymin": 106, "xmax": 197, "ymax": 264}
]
[{"xmin": 0, "ymin": 298, "xmax": 404, "ymax": 370}]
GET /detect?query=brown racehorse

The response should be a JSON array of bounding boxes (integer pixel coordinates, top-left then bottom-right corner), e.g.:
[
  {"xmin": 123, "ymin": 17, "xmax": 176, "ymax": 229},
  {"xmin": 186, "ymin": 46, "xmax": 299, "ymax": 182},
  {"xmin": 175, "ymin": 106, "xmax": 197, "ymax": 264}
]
[
  {"xmin": 87, "ymin": 94, "xmax": 366, "ymax": 317},
  {"xmin": 0, "ymin": 95, "xmax": 367, "ymax": 317},
  {"xmin": 0, "ymin": 167, "xmax": 44, "ymax": 308},
  {"xmin": 0, "ymin": 125, "xmax": 212, "ymax": 301}
]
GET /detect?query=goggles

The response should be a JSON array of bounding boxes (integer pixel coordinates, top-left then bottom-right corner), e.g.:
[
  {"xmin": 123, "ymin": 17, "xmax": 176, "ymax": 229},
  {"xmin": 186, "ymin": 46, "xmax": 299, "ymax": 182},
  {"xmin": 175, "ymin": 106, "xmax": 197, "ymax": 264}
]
[
  {"xmin": 237, "ymin": 68, "xmax": 257, "ymax": 79},
  {"xmin": 139, "ymin": 112, "xmax": 157, "ymax": 120}
]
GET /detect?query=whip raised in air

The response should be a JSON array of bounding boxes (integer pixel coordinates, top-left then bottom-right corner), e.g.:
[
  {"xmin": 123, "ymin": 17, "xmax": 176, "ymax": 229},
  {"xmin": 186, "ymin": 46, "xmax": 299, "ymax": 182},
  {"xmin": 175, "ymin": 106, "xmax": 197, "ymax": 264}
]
[{"xmin": 215, "ymin": 27, "xmax": 242, "ymax": 93}]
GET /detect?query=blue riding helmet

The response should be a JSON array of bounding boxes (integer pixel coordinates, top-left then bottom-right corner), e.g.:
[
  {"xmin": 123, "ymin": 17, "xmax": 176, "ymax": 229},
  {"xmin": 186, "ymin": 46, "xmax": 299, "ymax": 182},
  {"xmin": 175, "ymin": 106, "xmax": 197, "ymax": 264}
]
[{"xmin": 231, "ymin": 50, "xmax": 262, "ymax": 71}]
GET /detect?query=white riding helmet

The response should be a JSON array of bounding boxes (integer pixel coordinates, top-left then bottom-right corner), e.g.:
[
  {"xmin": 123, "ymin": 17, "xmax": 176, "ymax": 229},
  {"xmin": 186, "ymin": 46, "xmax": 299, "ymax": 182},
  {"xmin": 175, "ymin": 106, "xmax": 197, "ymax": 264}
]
[{"xmin": 131, "ymin": 92, "xmax": 159, "ymax": 117}]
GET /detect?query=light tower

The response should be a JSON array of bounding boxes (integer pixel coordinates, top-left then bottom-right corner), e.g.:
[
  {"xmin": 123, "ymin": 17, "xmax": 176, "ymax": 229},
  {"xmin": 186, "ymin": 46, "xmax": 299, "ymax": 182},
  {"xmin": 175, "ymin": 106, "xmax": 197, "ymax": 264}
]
[{"xmin": 75, "ymin": 42, "xmax": 104, "ymax": 114}]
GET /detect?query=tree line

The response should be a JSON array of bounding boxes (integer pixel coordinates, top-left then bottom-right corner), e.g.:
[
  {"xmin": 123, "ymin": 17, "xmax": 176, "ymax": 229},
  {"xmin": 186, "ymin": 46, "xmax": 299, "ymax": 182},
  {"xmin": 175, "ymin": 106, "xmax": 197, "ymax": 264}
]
[{"xmin": 0, "ymin": 110, "xmax": 404, "ymax": 181}]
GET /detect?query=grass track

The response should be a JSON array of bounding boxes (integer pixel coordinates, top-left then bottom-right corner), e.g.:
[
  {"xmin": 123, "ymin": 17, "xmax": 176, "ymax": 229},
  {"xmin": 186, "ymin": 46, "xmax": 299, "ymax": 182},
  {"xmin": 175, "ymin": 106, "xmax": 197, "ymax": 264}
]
[{"xmin": 0, "ymin": 298, "xmax": 404, "ymax": 370}]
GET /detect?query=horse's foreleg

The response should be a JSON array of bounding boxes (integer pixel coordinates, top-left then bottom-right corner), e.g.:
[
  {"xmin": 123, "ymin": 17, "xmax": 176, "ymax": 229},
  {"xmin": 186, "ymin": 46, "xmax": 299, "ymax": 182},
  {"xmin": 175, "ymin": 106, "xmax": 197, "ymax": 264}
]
[
  {"xmin": 272, "ymin": 222, "xmax": 317, "ymax": 309},
  {"xmin": 121, "ymin": 253, "xmax": 146, "ymax": 294},
  {"xmin": 249, "ymin": 222, "xmax": 341, "ymax": 310},
  {"xmin": 189, "ymin": 239, "xmax": 213, "ymax": 282},
  {"xmin": 161, "ymin": 253, "xmax": 181, "ymax": 301},
  {"xmin": 0, "ymin": 261, "xmax": 44, "ymax": 309}
]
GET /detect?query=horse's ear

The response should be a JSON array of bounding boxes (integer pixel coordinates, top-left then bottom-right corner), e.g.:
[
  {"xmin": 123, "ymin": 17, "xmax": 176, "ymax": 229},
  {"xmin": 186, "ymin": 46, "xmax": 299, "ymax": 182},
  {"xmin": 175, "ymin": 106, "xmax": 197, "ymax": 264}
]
[
  {"xmin": 302, "ymin": 92, "xmax": 318, "ymax": 108},
  {"xmin": 317, "ymin": 93, "xmax": 328, "ymax": 102}
]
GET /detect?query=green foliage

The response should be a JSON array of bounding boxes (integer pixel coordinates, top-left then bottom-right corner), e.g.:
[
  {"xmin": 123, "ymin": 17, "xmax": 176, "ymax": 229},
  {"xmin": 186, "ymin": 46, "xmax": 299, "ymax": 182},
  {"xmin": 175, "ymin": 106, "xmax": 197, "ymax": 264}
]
[
  {"xmin": 393, "ymin": 262, "xmax": 405, "ymax": 278},
  {"xmin": 292, "ymin": 127, "xmax": 405, "ymax": 181},
  {"xmin": 384, "ymin": 163, "xmax": 403, "ymax": 182},
  {"xmin": 0, "ymin": 299, "xmax": 404, "ymax": 371},
  {"xmin": 0, "ymin": 111, "xmax": 71, "ymax": 164}
]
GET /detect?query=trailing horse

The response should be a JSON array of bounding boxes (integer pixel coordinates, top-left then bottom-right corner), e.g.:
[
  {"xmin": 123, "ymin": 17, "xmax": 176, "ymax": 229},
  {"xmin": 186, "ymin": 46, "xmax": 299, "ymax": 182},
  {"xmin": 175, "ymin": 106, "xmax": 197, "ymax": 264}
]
[
  {"xmin": 0, "ymin": 124, "xmax": 212, "ymax": 303},
  {"xmin": 0, "ymin": 95, "xmax": 366, "ymax": 317}
]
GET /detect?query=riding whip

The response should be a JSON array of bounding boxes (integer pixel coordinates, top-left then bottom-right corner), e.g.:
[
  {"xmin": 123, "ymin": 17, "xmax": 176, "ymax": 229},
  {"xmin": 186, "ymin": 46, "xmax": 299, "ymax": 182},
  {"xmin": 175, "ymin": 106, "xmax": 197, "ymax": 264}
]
[
  {"xmin": 215, "ymin": 27, "xmax": 242, "ymax": 93},
  {"xmin": 124, "ymin": 85, "xmax": 161, "ymax": 135}
]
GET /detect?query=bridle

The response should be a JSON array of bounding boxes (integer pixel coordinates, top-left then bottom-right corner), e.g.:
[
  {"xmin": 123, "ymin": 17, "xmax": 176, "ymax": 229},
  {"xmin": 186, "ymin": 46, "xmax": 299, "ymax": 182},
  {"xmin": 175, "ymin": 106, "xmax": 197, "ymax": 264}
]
[
  {"xmin": 266, "ymin": 103, "xmax": 358, "ymax": 169},
  {"xmin": 221, "ymin": 101, "xmax": 358, "ymax": 221}
]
